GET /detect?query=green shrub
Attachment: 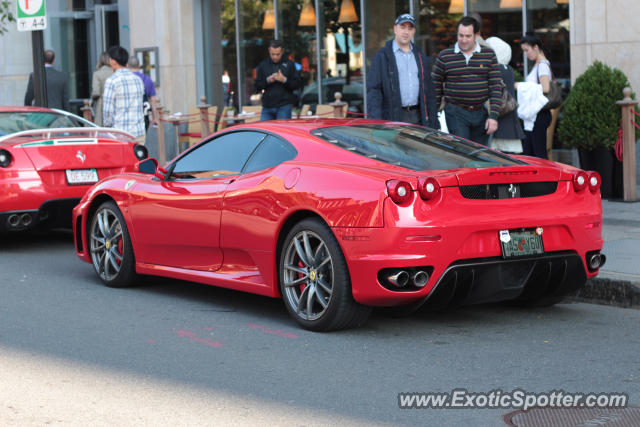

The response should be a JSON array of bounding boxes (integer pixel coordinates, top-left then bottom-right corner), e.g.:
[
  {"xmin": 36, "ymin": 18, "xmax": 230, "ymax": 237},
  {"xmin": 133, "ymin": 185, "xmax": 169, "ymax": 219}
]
[{"xmin": 558, "ymin": 61, "xmax": 636, "ymax": 150}]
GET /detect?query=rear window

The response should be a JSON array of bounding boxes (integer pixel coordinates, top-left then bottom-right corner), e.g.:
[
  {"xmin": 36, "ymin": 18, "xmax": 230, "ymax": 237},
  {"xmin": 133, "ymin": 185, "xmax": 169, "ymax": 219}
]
[
  {"xmin": 311, "ymin": 124, "xmax": 526, "ymax": 171},
  {"xmin": 0, "ymin": 112, "xmax": 82, "ymax": 136}
]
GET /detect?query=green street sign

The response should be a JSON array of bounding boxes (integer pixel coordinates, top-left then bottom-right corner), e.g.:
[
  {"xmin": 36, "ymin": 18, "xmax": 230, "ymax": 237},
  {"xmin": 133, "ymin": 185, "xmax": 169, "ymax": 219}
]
[{"xmin": 16, "ymin": 0, "xmax": 47, "ymax": 32}]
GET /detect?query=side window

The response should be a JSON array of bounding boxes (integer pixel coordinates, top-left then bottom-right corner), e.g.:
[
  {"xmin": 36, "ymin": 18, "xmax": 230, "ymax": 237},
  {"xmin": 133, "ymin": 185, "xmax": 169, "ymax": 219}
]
[
  {"xmin": 243, "ymin": 135, "xmax": 297, "ymax": 174},
  {"xmin": 171, "ymin": 131, "xmax": 265, "ymax": 179}
]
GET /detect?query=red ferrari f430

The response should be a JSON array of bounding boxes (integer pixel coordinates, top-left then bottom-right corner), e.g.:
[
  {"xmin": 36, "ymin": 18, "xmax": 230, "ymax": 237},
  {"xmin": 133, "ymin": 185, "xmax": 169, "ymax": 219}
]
[{"xmin": 73, "ymin": 119, "xmax": 605, "ymax": 330}]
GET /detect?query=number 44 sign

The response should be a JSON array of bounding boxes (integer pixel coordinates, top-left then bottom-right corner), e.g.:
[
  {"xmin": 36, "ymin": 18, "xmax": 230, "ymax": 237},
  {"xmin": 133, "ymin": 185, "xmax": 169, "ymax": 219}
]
[{"xmin": 16, "ymin": 0, "xmax": 47, "ymax": 32}]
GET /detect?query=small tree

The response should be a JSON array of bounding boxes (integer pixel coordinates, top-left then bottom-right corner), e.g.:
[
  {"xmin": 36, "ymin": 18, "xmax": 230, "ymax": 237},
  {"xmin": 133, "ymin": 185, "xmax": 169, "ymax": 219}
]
[
  {"xmin": 559, "ymin": 61, "xmax": 636, "ymax": 150},
  {"xmin": 0, "ymin": 1, "xmax": 15, "ymax": 35}
]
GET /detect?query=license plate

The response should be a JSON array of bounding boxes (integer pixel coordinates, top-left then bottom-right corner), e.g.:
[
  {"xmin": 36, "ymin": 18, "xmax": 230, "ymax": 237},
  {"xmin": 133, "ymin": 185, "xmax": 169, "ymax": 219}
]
[
  {"xmin": 500, "ymin": 229, "xmax": 544, "ymax": 258},
  {"xmin": 65, "ymin": 168, "xmax": 99, "ymax": 185}
]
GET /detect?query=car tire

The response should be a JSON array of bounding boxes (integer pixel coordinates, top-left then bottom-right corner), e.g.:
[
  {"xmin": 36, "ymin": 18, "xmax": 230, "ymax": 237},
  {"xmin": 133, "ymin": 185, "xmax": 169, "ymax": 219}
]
[
  {"xmin": 88, "ymin": 200, "xmax": 138, "ymax": 288},
  {"xmin": 279, "ymin": 218, "xmax": 371, "ymax": 331}
]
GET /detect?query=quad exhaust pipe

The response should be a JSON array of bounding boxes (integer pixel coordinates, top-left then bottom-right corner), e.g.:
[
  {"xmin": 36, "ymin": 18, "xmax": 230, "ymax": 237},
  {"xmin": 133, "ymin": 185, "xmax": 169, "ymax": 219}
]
[
  {"xmin": 386, "ymin": 270, "xmax": 430, "ymax": 288},
  {"xmin": 20, "ymin": 213, "xmax": 32, "ymax": 227},
  {"xmin": 7, "ymin": 214, "xmax": 20, "ymax": 227},
  {"xmin": 588, "ymin": 253, "xmax": 606, "ymax": 271},
  {"xmin": 6, "ymin": 213, "xmax": 34, "ymax": 229},
  {"xmin": 388, "ymin": 271, "xmax": 409, "ymax": 288},
  {"xmin": 412, "ymin": 270, "xmax": 429, "ymax": 288}
]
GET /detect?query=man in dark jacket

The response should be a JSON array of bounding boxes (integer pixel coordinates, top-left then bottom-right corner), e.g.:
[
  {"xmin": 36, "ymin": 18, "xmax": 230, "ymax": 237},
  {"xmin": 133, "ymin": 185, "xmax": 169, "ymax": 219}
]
[
  {"xmin": 24, "ymin": 50, "xmax": 70, "ymax": 112},
  {"xmin": 255, "ymin": 40, "xmax": 301, "ymax": 121},
  {"xmin": 366, "ymin": 14, "xmax": 438, "ymax": 129}
]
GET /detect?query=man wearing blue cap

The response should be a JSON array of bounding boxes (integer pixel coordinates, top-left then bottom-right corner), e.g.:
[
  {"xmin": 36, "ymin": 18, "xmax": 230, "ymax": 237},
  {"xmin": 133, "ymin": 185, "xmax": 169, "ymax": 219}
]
[{"xmin": 367, "ymin": 14, "xmax": 438, "ymax": 128}]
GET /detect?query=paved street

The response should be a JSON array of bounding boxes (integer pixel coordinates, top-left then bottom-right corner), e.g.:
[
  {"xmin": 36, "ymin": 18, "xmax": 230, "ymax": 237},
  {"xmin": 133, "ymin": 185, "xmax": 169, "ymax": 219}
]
[{"xmin": 1, "ymin": 231, "xmax": 639, "ymax": 426}]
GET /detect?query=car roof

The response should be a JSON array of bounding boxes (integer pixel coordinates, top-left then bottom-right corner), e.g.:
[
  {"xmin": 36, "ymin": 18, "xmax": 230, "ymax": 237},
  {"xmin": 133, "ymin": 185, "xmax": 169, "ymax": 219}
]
[{"xmin": 228, "ymin": 118, "xmax": 397, "ymax": 133}]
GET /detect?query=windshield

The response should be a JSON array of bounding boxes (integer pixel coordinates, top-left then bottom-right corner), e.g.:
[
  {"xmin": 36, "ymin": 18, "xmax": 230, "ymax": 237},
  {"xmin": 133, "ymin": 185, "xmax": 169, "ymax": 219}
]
[
  {"xmin": 311, "ymin": 124, "xmax": 527, "ymax": 171},
  {"xmin": 0, "ymin": 112, "xmax": 85, "ymax": 137}
]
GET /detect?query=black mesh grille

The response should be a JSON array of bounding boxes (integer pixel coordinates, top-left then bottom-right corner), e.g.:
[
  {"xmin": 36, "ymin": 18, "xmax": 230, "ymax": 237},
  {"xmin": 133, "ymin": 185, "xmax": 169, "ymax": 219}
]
[
  {"xmin": 459, "ymin": 182, "xmax": 558, "ymax": 199},
  {"xmin": 422, "ymin": 252, "xmax": 587, "ymax": 309}
]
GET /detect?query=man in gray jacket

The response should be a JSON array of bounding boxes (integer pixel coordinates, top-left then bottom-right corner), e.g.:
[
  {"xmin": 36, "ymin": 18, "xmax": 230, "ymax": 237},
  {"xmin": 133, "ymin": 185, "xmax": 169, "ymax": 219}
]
[{"xmin": 24, "ymin": 50, "xmax": 70, "ymax": 112}]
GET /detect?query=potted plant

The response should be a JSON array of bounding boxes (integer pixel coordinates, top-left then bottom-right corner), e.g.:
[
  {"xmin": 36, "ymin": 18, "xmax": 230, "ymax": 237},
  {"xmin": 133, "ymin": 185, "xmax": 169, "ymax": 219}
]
[{"xmin": 558, "ymin": 61, "xmax": 638, "ymax": 199}]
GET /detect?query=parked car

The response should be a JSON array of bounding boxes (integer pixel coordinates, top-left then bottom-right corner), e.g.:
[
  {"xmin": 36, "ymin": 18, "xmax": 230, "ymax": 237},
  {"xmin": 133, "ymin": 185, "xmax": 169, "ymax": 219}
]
[
  {"xmin": 0, "ymin": 106, "xmax": 148, "ymax": 232},
  {"xmin": 72, "ymin": 119, "xmax": 605, "ymax": 331},
  {"xmin": 299, "ymin": 78, "xmax": 364, "ymax": 114}
]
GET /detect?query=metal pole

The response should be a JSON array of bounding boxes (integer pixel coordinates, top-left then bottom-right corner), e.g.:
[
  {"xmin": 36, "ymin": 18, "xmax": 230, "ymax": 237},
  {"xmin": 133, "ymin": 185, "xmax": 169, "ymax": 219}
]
[
  {"xmin": 522, "ymin": 0, "xmax": 528, "ymax": 77},
  {"xmin": 234, "ymin": 0, "xmax": 243, "ymax": 110},
  {"xmin": 274, "ymin": 0, "xmax": 279, "ymax": 40},
  {"xmin": 31, "ymin": 31, "xmax": 48, "ymax": 107},
  {"xmin": 315, "ymin": 0, "xmax": 322, "ymax": 105},
  {"xmin": 360, "ymin": 0, "xmax": 367, "ymax": 116}
]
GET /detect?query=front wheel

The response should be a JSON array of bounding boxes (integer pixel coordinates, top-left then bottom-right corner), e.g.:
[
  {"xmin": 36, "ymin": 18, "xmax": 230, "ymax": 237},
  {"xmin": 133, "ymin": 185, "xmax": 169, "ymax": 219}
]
[
  {"xmin": 88, "ymin": 200, "xmax": 138, "ymax": 288},
  {"xmin": 279, "ymin": 218, "xmax": 371, "ymax": 331}
]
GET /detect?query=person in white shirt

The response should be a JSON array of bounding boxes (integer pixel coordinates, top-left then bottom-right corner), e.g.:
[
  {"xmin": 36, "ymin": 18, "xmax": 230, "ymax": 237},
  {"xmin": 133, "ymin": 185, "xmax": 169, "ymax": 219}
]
[{"xmin": 519, "ymin": 32, "xmax": 552, "ymax": 159}]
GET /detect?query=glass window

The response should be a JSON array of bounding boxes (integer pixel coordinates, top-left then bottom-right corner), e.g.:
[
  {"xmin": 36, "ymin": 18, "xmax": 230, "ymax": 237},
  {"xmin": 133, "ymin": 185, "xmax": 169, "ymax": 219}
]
[
  {"xmin": 416, "ymin": 0, "xmax": 461, "ymax": 57},
  {"xmin": 467, "ymin": 0, "xmax": 570, "ymax": 81},
  {"xmin": 311, "ymin": 124, "xmax": 526, "ymax": 171},
  {"xmin": 171, "ymin": 131, "xmax": 266, "ymax": 179},
  {"xmin": 281, "ymin": 0, "xmax": 319, "ymax": 114},
  {"xmin": 468, "ymin": 1, "xmax": 524, "ymax": 78},
  {"xmin": 365, "ymin": 0, "xmax": 409, "ymax": 59},
  {"xmin": 232, "ymin": 0, "xmax": 278, "ymax": 108},
  {"xmin": 0, "ymin": 112, "xmax": 79, "ymax": 136},
  {"xmin": 243, "ymin": 134, "xmax": 298, "ymax": 173},
  {"xmin": 526, "ymin": 0, "xmax": 570, "ymax": 80},
  {"xmin": 314, "ymin": 0, "xmax": 364, "ymax": 113}
]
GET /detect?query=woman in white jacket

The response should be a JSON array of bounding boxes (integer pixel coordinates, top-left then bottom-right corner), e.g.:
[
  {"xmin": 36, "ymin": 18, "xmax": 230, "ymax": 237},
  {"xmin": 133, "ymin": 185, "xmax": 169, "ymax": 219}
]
[{"xmin": 519, "ymin": 32, "xmax": 552, "ymax": 159}]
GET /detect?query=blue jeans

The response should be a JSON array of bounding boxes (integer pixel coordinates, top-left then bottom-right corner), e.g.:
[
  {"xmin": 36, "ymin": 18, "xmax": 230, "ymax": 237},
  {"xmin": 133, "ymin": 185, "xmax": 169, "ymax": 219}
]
[
  {"xmin": 261, "ymin": 104, "xmax": 292, "ymax": 121},
  {"xmin": 444, "ymin": 103, "xmax": 489, "ymax": 146}
]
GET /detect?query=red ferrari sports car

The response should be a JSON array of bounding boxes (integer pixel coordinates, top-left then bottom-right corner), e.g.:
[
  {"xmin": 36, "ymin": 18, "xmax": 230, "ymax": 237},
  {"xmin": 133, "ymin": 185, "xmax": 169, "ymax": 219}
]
[
  {"xmin": 0, "ymin": 106, "xmax": 148, "ymax": 232},
  {"xmin": 73, "ymin": 119, "xmax": 605, "ymax": 331}
]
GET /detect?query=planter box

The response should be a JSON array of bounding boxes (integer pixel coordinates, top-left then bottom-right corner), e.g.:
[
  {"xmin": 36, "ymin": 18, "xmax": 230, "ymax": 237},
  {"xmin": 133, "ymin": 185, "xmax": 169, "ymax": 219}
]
[{"xmin": 552, "ymin": 148, "xmax": 580, "ymax": 168}]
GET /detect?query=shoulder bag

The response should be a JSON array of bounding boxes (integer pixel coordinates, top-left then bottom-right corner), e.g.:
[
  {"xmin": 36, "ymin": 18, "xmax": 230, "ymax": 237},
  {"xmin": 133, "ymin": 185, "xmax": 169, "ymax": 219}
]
[
  {"xmin": 498, "ymin": 81, "xmax": 518, "ymax": 118},
  {"xmin": 537, "ymin": 62, "xmax": 563, "ymax": 109}
]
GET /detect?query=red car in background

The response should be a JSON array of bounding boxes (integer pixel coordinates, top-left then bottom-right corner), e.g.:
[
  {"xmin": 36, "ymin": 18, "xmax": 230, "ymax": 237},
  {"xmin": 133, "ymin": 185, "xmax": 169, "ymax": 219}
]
[
  {"xmin": 0, "ymin": 107, "xmax": 148, "ymax": 232},
  {"xmin": 72, "ymin": 119, "xmax": 605, "ymax": 331}
]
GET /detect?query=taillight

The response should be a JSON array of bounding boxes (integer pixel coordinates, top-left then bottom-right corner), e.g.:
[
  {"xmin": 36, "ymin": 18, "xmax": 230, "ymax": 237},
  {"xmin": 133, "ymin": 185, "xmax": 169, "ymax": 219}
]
[
  {"xmin": 573, "ymin": 171, "xmax": 588, "ymax": 192},
  {"xmin": 133, "ymin": 144, "xmax": 148, "ymax": 160},
  {"xmin": 0, "ymin": 149, "xmax": 11, "ymax": 168},
  {"xmin": 588, "ymin": 171, "xmax": 601, "ymax": 193},
  {"xmin": 417, "ymin": 177, "xmax": 441, "ymax": 200},
  {"xmin": 386, "ymin": 180, "xmax": 413, "ymax": 204}
]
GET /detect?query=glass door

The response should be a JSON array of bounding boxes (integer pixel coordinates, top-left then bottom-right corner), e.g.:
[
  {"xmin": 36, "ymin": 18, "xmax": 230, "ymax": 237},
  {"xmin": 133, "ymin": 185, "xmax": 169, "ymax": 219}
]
[{"xmin": 94, "ymin": 4, "xmax": 119, "ymax": 56}]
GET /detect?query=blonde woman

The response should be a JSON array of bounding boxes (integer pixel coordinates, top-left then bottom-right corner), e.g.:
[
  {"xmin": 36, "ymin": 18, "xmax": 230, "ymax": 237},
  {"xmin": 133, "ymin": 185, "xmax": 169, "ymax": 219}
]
[{"xmin": 91, "ymin": 52, "xmax": 113, "ymax": 126}]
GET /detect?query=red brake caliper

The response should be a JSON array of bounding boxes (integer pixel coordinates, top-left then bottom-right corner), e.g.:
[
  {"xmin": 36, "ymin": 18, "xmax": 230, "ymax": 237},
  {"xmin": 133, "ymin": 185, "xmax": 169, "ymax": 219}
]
[
  {"xmin": 116, "ymin": 238, "xmax": 123, "ymax": 265},
  {"xmin": 298, "ymin": 260, "xmax": 306, "ymax": 293}
]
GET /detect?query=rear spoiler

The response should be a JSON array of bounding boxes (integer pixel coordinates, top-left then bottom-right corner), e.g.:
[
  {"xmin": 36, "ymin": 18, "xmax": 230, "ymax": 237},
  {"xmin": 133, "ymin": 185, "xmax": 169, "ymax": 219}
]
[{"xmin": 0, "ymin": 127, "xmax": 136, "ymax": 144}]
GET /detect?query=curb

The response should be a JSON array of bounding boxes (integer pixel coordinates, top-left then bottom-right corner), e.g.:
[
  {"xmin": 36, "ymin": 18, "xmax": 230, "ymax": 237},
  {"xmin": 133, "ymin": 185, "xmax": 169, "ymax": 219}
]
[{"xmin": 568, "ymin": 274, "xmax": 640, "ymax": 309}]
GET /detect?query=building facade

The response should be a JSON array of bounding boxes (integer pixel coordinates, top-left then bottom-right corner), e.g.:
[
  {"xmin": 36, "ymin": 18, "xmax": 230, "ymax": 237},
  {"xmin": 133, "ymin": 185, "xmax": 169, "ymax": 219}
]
[{"xmin": 1, "ymin": 0, "xmax": 638, "ymax": 118}]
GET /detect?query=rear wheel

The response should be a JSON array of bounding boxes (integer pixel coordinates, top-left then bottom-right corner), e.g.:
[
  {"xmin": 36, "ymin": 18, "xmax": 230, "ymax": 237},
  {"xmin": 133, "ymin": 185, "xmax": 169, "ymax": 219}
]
[
  {"xmin": 89, "ymin": 201, "xmax": 138, "ymax": 288},
  {"xmin": 279, "ymin": 218, "xmax": 371, "ymax": 331}
]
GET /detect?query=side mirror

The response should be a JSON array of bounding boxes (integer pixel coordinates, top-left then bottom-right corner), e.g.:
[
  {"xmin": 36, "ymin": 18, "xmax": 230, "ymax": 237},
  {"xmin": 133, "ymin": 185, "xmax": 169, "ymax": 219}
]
[
  {"xmin": 137, "ymin": 157, "xmax": 158, "ymax": 174},
  {"xmin": 155, "ymin": 166, "xmax": 168, "ymax": 180}
]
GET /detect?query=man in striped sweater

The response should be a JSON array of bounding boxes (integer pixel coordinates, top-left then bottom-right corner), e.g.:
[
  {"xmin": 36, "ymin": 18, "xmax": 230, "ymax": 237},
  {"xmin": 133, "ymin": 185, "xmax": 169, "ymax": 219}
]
[{"xmin": 432, "ymin": 16, "xmax": 502, "ymax": 145}]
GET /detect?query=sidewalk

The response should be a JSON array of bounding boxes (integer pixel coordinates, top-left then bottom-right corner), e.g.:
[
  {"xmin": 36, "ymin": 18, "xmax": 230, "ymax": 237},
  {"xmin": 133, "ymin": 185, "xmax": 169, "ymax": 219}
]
[{"xmin": 570, "ymin": 185, "xmax": 640, "ymax": 308}]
